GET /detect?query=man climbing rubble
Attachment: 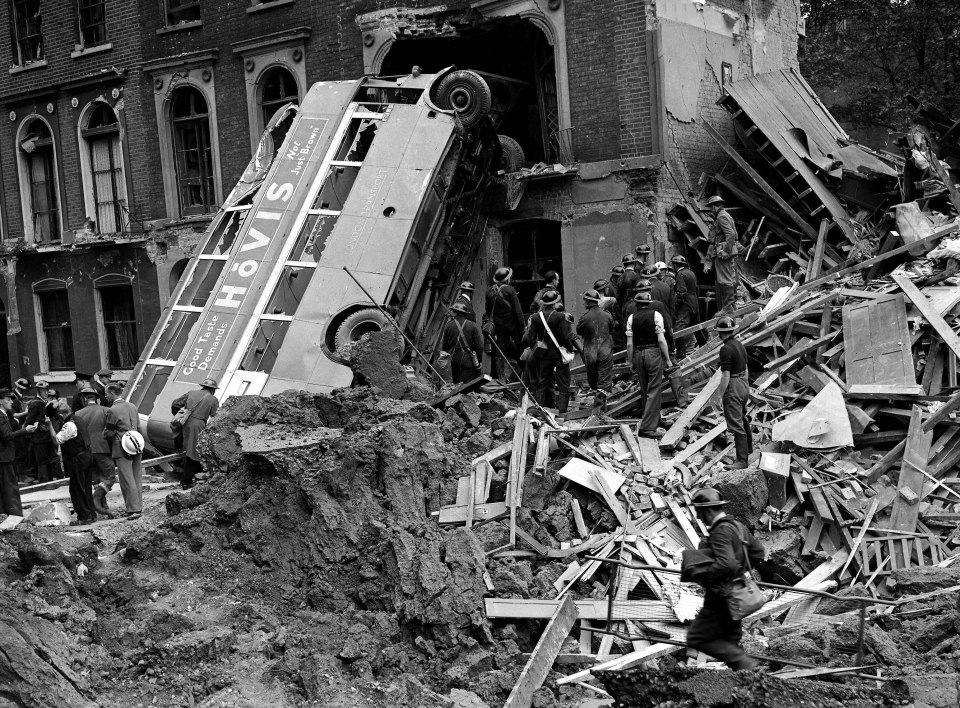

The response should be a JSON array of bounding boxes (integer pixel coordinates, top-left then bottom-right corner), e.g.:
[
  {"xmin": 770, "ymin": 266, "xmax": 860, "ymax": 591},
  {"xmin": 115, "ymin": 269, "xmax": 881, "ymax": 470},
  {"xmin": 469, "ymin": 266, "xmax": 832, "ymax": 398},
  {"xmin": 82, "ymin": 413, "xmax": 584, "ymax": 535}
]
[
  {"xmin": 577, "ymin": 289, "xmax": 615, "ymax": 414},
  {"xmin": 439, "ymin": 302, "xmax": 484, "ymax": 384},
  {"xmin": 671, "ymin": 255, "xmax": 701, "ymax": 359},
  {"xmin": 484, "ymin": 267, "xmax": 525, "ymax": 381},
  {"xmin": 682, "ymin": 487, "xmax": 764, "ymax": 671},
  {"xmin": 626, "ymin": 292, "xmax": 671, "ymax": 438},
  {"xmin": 705, "ymin": 195, "xmax": 740, "ymax": 313},
  {"xmin": 524, "ymin": 290, "xmax": 578, "ymax": 412},
  {"xmin": 172, "ymin": 378, "xmax": 220, "ymax": 489},
  {"xmin": 716, "ymin": 316, "xmax": 753, "ymax": 469}
]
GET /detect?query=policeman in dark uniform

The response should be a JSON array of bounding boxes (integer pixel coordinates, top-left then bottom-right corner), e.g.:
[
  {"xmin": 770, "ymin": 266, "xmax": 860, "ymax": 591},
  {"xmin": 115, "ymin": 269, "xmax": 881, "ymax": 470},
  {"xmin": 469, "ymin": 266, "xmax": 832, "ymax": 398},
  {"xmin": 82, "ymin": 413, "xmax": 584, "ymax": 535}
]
[
  {"xmin": 626, "ymin": 292, "xmax": 672, "ymax": 438},
  {"xmin": 671, "ymin": 255, "xmax": 701, "ymax": 358},
  {"xmin": 617, "ymin": 255, "xmax": 642, "ymax": 306},
  {"xmin": 524, "ymin": 291, "xmax": 576, "ymax": 411},
  {"xmin": 717, "ymin": 317, "xmax": 752, "ymax": 469},
  {"xmin": 706, "ymin": 195, "xmax": 740, "ymax": 313},
  {"xmin": 682, "ymin": 487, "xmax": 764, "ymax": 670},
  {"xmin": 484, "ymin": 267, "xmax": 525, "ymax": 381},
  {"xmin": 577, "ymin": 290, "xmax": 614, "ymax": 411},
  {"xmin": 440, "ymin": 302, "xmax": 484, "ymax": 384}
]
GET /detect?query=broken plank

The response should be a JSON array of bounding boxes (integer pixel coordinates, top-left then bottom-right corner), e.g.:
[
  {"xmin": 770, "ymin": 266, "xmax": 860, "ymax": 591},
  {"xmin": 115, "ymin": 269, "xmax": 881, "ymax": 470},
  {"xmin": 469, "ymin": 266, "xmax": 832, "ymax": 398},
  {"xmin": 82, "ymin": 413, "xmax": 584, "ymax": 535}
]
[
  {"xmin": 864, "ymin": 440, "xmax": 906, "ymax": 484},
  {"xmin": 889, "ymin": 407, "xmax": 934, "ymax": 534},
  {"xmin": 437, "ymin": 502, "xmax": 507, "ymax": 524},
  {"xmin": 806, "ymin": 219, "xmax": 830, "ymax": 281},
  {"xmin": 508, "ymin": 396, "xmax": 531, "ymax": 545},
  {"xmin": 472, "ymin": 440, "xmax": 513, "ymax": 467},
  {"xmin": 591, "ymin": 470, "xmax": 628, "ymax": 527},
  {"xmin": 893, "ymin": 273, "xmax": 960, "ymax": 362},
  {"xmin": 503, "ymin": 595, "xmax": 579, "ymax": 708},
  {"xmin": 556, "ymin": 643, "xmax": 680, "ymax": 686},
  {"xmin": 428, "ymin": 375, "xmax": 491, "ymax": 407},
  {"xmin": 668, "ymin": 422, "xmax": 727, "ymax": 467},
  {"xmin": 570, "ymin": 498, "xmax": 589, "ymax": 538},
  {"xmin": 660, "ymin": 369, "xmax": 723, "ymax": 449},
  {"xmin": 664, "ymin": 496, "xmax": 700, "ymax": 547},
  {"xmin": 922, "ymin": 388, "xmax": 960, "ymax": 432}
]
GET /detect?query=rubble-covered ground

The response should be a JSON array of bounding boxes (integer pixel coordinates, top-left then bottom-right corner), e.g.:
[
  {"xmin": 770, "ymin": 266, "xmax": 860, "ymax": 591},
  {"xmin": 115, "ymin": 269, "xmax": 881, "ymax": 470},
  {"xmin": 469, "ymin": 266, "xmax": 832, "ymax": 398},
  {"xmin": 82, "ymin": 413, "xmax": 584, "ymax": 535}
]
[{"xmin": 4, "ymin": 351, "xmax": 960, "ymax": 707}]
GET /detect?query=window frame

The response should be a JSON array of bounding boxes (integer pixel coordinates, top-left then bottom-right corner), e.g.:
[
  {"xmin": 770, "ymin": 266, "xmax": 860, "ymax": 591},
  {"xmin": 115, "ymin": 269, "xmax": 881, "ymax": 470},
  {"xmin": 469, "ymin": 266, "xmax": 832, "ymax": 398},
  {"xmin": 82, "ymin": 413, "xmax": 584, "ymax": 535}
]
[
  {"xmin": 33, "ymin": 282, "xmax": 74, "ymax": 373},
  {"xmin": 17, "ymin": 116, "xmax": 62, "ymax": 244},
  {"xmin": 170, "ymin": 86, "xmax": 216, "ymax": 216},
  {"xmin": 258, "ymin": 65, "xmax": 300, "ymax": 131},
  {"xmin": 76, "ymin": 0, "xmax": 107, "ymax": 49},
  {"xmin": 164, "ymin": 0, "xmax": 201, "ymax": 27},
  {"xmin": 94, "ymin": 276, "xmax": 139, "ymax": 370},
  {"xmin": 11, "ymin": 0, "xmax": 43, "ymax": 66},
  {"xmin": 79, "ymin": 100, "xmax": 128, "ymax": 234}
]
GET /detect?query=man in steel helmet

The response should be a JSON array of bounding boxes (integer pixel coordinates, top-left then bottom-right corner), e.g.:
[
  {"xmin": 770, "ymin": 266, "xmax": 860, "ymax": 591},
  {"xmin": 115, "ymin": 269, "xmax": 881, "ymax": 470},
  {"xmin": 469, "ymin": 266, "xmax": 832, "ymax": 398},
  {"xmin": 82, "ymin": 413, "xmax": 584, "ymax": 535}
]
[
  {"xmin": 682, "ymin": 487, "xmax": 764, "ymax": 670},
  {"xmin": 716, "ymin": 317, "xmax": 752, "ymax": 469},
  {"xmin": 484, "ymin": 267, "xmax": 525, "ymax": 381},
  {"xmin": 705, "ymin": 195, "xmax": 740, "ymax": 313},
  {"xmin": 577, "ymin": 290, "xmax": 615, "ymax": 413},
  {"xmin": 440, "ymin": 302, "xmax": 484, "ymax": 384},
  {"xmin": 454, "ymin": 281, "xmax": 477, "ymax": 320},
  {"xmin": 670, "ymin": 255, "xmax": 701, "ymax": 358},
  {"xmin": 617, "ymin": 254, "xmax": 642, "ymax": 306},
  {"xmin": 626, "ymin": 292, "xmax": 671, "ymax": 437}
]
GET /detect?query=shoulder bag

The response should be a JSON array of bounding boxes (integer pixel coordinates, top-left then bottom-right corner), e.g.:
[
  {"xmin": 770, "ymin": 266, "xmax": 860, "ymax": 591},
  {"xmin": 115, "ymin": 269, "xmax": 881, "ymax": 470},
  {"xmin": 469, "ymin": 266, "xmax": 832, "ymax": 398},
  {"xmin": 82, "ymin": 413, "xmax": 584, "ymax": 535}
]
[
  {"xmin": 455, "ymin": 321, "xmax": 480, "ymax": 369},
  {"xmin": 170, "ymin": 405, "xmax": 191, "ymax": 434},
  {"xmin": 539, "ymin": 312, "xmax": 575, "ymax": 365},
  {"xmin": 717, "ymin": 518, "xmax": 769, "ymax": 620}
]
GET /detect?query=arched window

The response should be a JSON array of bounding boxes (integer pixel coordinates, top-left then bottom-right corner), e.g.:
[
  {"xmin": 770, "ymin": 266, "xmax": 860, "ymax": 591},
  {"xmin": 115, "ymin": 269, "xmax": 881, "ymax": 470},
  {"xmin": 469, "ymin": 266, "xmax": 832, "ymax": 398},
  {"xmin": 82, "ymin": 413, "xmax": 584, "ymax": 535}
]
[
  {"xmin": 80, "ymin": 103, "xmax": 127, "ymax": 233},
  {"xmin": 259, "ymin": 66, "xmax": 299, "ymax": 130},
  {"xmin": 170, "ymin": 86, "xmax": 215, "ymax": 215},
  {"xmin": 19, "ymin": 118, "xmax": 60, "ymax": 243}
]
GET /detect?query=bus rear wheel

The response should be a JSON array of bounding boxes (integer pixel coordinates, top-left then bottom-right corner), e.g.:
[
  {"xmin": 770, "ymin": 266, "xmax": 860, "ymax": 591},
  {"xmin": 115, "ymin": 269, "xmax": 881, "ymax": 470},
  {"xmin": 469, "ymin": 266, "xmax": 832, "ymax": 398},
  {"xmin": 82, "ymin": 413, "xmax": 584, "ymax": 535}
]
[
  {"xmin": 498, "ymin": 135, "xmax": 525, "ymax": 172},
  {"xmin": 334, "ymin": 308, "xmax": 404, "ymax": 354},
  {"xmin": 436, "ymin": 70, "xmax": 491, "ymax": 128}
]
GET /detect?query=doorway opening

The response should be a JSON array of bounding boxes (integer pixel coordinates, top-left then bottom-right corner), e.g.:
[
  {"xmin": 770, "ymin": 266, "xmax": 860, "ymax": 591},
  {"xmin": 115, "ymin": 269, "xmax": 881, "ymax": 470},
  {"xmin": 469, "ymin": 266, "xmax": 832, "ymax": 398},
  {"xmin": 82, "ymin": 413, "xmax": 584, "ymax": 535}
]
[{"xmin": 500, "ymin": 219, "xmax": 562, "ymax": 312}]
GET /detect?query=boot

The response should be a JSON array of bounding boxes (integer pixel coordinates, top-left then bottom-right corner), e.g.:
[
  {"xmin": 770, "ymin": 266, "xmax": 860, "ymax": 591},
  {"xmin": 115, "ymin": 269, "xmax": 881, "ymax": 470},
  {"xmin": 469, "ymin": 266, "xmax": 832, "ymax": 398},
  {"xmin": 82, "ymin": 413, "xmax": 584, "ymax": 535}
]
[
  {"xmin": 557, "ymin": 390, "xmax": 570, "ymax": 415},
  {"xmin": 728, "ymin": 433, "xmax": 750, "ymax": 470},
  {"xmin": 591, "ymin": 390, "xmax": 607, "ymax": 417},
  {"xmin": 92, "ymin": 484, "xmax": 113, "ymax": 517}
]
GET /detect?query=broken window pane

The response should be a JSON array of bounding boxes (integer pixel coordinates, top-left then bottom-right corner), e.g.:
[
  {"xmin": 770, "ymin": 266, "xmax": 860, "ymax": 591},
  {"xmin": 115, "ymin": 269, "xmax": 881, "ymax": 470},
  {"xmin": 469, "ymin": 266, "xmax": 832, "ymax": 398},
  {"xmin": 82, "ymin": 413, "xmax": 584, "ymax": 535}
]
[
  {"xmin": 311, "ymin": 165, "xmax": 359, "ymax": 212},
  {"xmin": 290, "ymin": 213, "xmax": 336, "ymax": 262},
  {"xmin": 334, "ymin": 119, "xmax": 378, "ymax": 162},
  {"xmin": 155, "ymin": 311, "xmax": 200, "ymax": 361},
  {"xmin": 240, "ymin": 320, "xmax": 291, "ymax": 373},
  {"xmin": 176, "ymin": 259, "xmax": 226, "ymax": 308},
  {"xmin": 265, "ymin": 266, "xmax": 314, "ymax": 316},
  {"xmin": 202, "ymin": 210, "xmax": 245, "ymax": 256}
]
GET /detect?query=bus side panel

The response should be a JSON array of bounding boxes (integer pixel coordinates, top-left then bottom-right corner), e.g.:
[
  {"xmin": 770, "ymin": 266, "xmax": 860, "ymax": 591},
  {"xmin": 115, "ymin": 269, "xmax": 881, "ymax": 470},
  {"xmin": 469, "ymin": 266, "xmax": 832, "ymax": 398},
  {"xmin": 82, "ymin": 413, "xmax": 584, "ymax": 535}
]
[{"xmin": 404, "ymin": 110, "xmax": 460, "ymax": 170}]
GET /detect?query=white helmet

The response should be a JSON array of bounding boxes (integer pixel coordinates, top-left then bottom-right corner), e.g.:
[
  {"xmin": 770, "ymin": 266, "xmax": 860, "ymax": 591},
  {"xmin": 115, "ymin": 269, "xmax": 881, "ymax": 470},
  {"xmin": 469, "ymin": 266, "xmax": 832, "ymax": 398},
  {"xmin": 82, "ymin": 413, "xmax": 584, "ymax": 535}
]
[{"xmin": 121, "ymin": 430, "xmax": 145, "ymax": 456}]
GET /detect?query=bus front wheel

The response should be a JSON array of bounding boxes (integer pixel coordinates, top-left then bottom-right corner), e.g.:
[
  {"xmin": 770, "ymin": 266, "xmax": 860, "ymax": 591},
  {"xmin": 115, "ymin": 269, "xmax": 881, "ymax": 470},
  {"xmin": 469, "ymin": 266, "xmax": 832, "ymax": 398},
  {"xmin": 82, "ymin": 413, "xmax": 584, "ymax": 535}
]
[
  {"xmin": 334, "ymin": 308, "xmax": 404, "ymax": 354},
  {"xmin": 436, "ymin": 70, "xmax": 491, "ymax": 128}
]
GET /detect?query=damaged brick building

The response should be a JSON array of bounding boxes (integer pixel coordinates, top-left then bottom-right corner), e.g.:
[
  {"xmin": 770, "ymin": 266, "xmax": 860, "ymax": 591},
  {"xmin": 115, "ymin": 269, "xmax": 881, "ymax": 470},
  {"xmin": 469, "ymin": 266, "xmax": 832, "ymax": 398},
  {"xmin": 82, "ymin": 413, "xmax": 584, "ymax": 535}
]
[{"xmin": 0, "ymin": 0, "xmax": 801, "ymax": 389}]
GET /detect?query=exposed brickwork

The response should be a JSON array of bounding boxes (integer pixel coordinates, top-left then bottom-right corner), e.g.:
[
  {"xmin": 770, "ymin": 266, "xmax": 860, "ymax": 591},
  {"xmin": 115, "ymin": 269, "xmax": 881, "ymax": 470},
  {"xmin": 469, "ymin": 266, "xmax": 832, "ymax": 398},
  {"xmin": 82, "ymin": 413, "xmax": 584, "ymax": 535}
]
[{"xmin": 613, "ymin": 0, "xmax": 653, "ymax": 158}]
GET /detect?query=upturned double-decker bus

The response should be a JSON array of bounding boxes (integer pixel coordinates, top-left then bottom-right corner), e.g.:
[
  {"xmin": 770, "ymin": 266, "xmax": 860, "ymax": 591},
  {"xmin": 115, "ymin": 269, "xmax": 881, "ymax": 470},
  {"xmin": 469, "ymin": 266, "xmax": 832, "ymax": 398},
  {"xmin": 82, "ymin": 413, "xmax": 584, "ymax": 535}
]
[{"xmin": 126, "ymin": 68, "xmax": 510, "ymax": 449}]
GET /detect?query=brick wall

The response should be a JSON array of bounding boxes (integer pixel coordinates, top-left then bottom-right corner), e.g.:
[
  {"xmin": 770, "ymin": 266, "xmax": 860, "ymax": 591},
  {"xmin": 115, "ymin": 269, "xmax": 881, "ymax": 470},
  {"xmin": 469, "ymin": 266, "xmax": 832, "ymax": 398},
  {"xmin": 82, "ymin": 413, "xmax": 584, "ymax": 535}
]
[{"xmin": 613, "ymin": 0, "xmax": 653, "ymax": 158}]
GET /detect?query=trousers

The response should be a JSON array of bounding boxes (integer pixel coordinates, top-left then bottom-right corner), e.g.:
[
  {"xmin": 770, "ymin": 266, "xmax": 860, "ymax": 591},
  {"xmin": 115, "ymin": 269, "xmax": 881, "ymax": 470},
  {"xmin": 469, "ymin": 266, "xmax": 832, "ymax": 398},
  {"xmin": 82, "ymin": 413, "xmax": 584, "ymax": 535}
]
[
  {"xmin": 635, "ymin": 347, "xmax": 663, "ymax": 434},
  {"xmin": 674, "ymin": 305, "xmax": 694, "ymax": 359},
  {"xmin": 115, "ymin": 454, "xmax": 143, "ymax": 513},
  {"xmin": 93, "ymin": 453, "xmax": 117, "ymax": 487},
  {"xmin": 687, "ymin": 592, "xmax": 755, "ymax": 669},
  {"xmin": 0, "ymin": 462, "xmax": 22, "ymax": 516},
  {"xmin": 723, "ymin": 376, "xmax": 750, "ymax": 436},
  {"xmin": 716, "ymin": 283, "xmax": 737, "ymax": 313},
  {"xmin": 65, "ymin": 451, "xmax": 96, "ymax": 522}
]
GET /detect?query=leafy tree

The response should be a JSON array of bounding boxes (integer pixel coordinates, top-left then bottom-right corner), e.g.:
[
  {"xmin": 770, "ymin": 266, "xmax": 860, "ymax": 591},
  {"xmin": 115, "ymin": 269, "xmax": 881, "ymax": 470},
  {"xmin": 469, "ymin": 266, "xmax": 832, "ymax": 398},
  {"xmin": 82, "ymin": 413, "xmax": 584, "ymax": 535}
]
[{"xmin": 800, "ymin": 0, "xmax": 960, "ymax": 131}]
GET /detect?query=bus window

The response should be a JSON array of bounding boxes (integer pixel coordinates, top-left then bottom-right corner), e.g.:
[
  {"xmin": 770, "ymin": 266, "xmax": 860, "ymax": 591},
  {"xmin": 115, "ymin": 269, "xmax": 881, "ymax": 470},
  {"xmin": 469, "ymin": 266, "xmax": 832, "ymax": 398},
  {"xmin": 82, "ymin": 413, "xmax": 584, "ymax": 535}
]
[
  {"xmin": 290, "ymin": 214, "xmax": 337, "ymax": 262},
  {"xmin": 155, "ymin": 311, "xmax": 201, "ymax": 361},
  {"xmin": 202, "ymin": 210, "xmax": 246, "ymax": 256},
  {"xmin": 128, "ymin": 364, "xmax": 171, "ymax": 412},
  {"xmin": 335, "ymin": 119, "xmax": 378, "ymax": 162},
  {"xmin": 240, "ymin": 320, "xmax": 291, "ymax": 373},
  {"xmin": 266, "ymin": 266, "xmax": 314, "ymax": 316},
  {"xmin": 176, "ymin": 259, "xmax": 227, "ymax": 308},
  {"xmin": 312, "ymin": 166, "xmax": 360, "ymax": 212}
]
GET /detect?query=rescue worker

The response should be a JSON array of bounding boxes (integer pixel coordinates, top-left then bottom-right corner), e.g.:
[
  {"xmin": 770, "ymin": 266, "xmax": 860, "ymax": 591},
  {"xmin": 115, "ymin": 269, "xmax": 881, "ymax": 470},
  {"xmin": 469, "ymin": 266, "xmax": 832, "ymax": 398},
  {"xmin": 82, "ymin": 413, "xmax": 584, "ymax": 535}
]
[
  {"xmin": 532, "ymin": 270, "xmax": 561, "ymax": 312},
  {"xmin": 577, "ymin": 290, "xmax": 615, "ymax": 413},
  {"xmin": 74, "ymin": 386, "xmax": 116, "ymax": 517},
  {"xmin": 645, "ymin": 264, "xmax": 674, "ymax": 313},
  {"xmin": 617, "ymin": 255, "xmax": 642, "ymax": 306},
  {"xmin": 656, "ymin": 260, "xmax": 676, "ymax": 292},
  {"xmin": 626, "ymin": 292, "xmax": 672, "ymax": 438},
  {"xmin": 0, "ymin": 389, "xmax": 37, "ymax": 516},
  {"xmin": 671, "ymin": 255, "xmax": 700, "ymax": 359},
  {"xmin": 454, "ymin": 281, "xmax": 477, "ymax": 320},
  {"xmin": 682, "ymin": 487, "xmax": 764, "ymax": 670},
  {"xmin": 484, "ymin": 267, "xmax": 525, "ymax": 381},
  {"xmin": 628, "ymin": 280, "xmax": 676, "ymax": 355},
  {"xmin": 440, "ymin": 302, "xmax": 484, "ymax": 384},
  {"xmin": 523, "ymin": 291, "xmax": 575, "ymax": 411},
  {"xmin": 71, "ymin": 372, "xmax": 94, "ymax": 413},
  {"xmin": 25, "ymin": 381, "xmax": 57, "ymax": 482},
  {"xmin": 610, "ymin": 265, "xmax": 625, "ymax": 293},
  {"xmin": 635, "ymin": 244, "xmax": 653, "ymax": 269},
  {"xmin": 594, "ymin": 278, "xmax": 623, "ymax": 351},
  {"xmin": 103, "ymin": 384, "xmax": 143, "ymax": 519},
  {"xmin": 171, "ymin": 378, "xmax": 220, "ymax": 489},
  {"xmin": 705, "ymin": 195, "xmax": 740, "ymax": 313},
  {"xmin": 54, "ymin": 387, "xmax": 99, "ymax": 524},
  {"xmin": 716, "ymin": 317, "xmax": 752, "ymax": 469}
]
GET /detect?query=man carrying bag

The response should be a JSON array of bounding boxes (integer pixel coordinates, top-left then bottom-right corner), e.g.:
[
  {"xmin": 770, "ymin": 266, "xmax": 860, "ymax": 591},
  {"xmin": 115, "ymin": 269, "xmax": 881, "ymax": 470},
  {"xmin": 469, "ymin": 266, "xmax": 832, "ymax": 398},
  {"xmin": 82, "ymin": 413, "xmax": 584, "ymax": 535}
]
[{"xmin": 681, "ymin": 487, "xmax": 766, "ymax": 670}]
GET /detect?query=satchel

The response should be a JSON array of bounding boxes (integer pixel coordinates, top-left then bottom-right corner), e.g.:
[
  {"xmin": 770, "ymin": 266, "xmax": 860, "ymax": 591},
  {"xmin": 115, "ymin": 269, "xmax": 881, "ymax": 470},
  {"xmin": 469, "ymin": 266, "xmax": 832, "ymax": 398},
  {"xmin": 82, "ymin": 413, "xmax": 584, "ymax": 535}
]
[
  {"xmin": 455, "ymin": 321, "xmax": 480, "ymax": 369},
  {"xmin": 719, "ymin": 519, "xmax": 769, "ymax": 621},
  {"xmin": 170, "ymin": 405, "xmax": 191, "ymax": 433},
  {"xmin": 539, "ymin": 312, "xmax": 575, "ymax": 364}
]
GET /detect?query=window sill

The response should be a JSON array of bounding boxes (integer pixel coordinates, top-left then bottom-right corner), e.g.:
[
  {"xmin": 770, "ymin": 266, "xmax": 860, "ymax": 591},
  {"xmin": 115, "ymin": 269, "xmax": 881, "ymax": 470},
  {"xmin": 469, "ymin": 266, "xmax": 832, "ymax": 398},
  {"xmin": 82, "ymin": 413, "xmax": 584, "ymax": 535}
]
[
  {"xmin": 156, "ymin": 20, "xmax": 203, "ymax": 36},
  {"xmin": 247, "ymin": 0, "xmax": 294, "ymax": 13},
  {"xmin": 9, "ymin": 60, "xmax": 47, "ymax": 75},
  {"xmin": 71, "ymin": 43, "xmax": 113, "ymax": 59}
]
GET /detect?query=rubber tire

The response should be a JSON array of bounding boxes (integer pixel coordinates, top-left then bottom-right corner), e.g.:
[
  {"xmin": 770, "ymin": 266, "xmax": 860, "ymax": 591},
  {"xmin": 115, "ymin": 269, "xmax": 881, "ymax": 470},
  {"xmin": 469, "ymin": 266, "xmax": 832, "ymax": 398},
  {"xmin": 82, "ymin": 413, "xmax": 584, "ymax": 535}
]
[
  {"xmin": 436, "ymin": 70, "xmax": 492, "ymax": 128},
  {"xmin": 334, "ymin": 308, "xmax": 403, "ymax": 353},
  {"xmin": 498, "ymin": 135, "xmax": 525, "ymax": 172}
]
